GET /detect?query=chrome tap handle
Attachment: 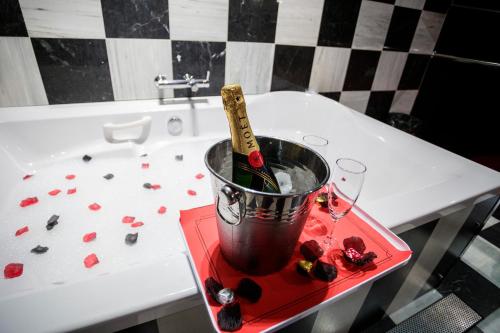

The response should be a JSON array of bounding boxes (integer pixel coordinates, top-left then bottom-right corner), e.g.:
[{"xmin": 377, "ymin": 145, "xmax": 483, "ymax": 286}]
[{"xmin": 154, "ymin": 71, "xmax": 210, "ymax": 92}]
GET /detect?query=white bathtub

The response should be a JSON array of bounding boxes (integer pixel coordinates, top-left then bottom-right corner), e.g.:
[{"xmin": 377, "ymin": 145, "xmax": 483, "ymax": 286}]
[{"xmin": 0, "ymin": 91, "xmax": 499, "ymax": 332}]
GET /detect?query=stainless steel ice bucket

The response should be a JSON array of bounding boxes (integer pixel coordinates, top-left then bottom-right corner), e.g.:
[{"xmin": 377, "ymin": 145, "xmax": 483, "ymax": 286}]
[{"xmin": 205, "ymin": 136, "xmax": 330, "ymax": 275}]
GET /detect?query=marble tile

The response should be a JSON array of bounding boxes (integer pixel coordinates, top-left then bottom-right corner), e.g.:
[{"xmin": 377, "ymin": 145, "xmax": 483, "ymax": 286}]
[
  {"xmin": 228, "ymin": 0, "xmax": 279, "ymax": 43},
  {"xmin": 309, "ymin": 46, "xmax": 351, "ymax": 93},
  {"xmin": 395, "ymin": 0, "xmax": 425, "ymax": 10},
  {"xmin": 318, "ymin": 0, "xmax": 362, "ymax": 47},
  {"xmin": 107, "ymin": 39, "xmax": 173, "ymax": 101},
  {"xmin": 101, "ymin": 0, "xmax": 169, "ymax": 39},
  {"xmin": 481, "ymin": 221, "xmax": 500, "ymax": 248},
  {"xmin": 366, "ymin": 91, "xmax": 395, "ymax": 121},
  {"xmin": 372, "ymin": 51, "xmax": 407, "ymax": 91},
  {"xmin": 169, "ymin": 0, "xmax": 226, "ymax": 42},
  {"xmin": 477, "ymin": 307, "xmax": 500, "ymax": 333},
  {"xmin": 19, "ymin": 0, "xmax": 105, "ymax": 38},
  {"xmin": 352, "ymin": 0, "xmax": 394, "ymax": 50},
  {"xmin": 343, "ymin": 49, "xmax": 380, "ymax": 91},
  {"xmin": 462, "ymin": 236, "xmax": 500, "ymax": 289},
  {"xmin": 171, "ymin": 41, "xmax": 226, "ymax": 97},
  {"xmin": 339, "ymin": 91, "xmax": 370, "ymax": 113},
  {"xmin": 398, "ymin": 53, "xmax": 430, "ymax": 90},
  {"xmin": 0, "ymin": 0, "xmax": 28, "ymax": 36},
  {"xmin": 31, "ymin": 38, "xmax": 114, "ymax": 104},
  {"xmin": 389, "ymin": 90, "xmax": 418, "ymax": 114},
  {"xmin": 410, "ymin": 11, "xmax": 445, "ymax": 54},
  {"xmin": 225, "ymin": 42, "xmax": 274, "ymax": 95},
  {"xmin": 271, "ymin": 45, "xmax": 315, "ymax": 92},
  {"xmin": 384, "ymin": 6, "xmax": 421, "ymax": 52},
  {"xmin": 274, "ymin": 0, "xmax": 324, "ymax": 47},
  {"xmin": 0, "ymin": 37, "xmax": 47, "ymax": 107}
]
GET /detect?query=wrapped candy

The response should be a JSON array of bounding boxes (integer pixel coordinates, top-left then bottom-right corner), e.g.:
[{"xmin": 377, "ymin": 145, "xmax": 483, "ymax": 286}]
[
  {"xmin": 313, "ymin": 260, "xmax": 337, "ymax": 282},
  {"xmin": 342, "ymin": 236, "xmax": 377, "ymax": 266},
  {"xmin": 296, "ymin": 260, "xmax": 314, "ymax": 277},
  {"xmin": 235, "ymin": 278, "xmax": 262, "ymax": 303},
  {"xmin": 300, "ymin": 240, "xmax": 324, "ymax": 262},
  {"xmin": 315, "ymin": 192, "xmax": 328, "ymax": 208}
]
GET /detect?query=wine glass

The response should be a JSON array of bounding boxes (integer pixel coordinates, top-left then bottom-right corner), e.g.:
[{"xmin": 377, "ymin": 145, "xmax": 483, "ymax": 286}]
[{"xmin": 324, "ymin": 158, "xmax": 367, "ymax": 250}]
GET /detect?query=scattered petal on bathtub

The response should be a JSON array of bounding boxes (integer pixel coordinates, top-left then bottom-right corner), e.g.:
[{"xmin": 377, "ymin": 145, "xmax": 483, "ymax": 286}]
[
  {"xmin": 20, "ymin": 197, "xmax": 38, "ymax": 207},
  {"xmin": 15, "ymin": 226, "xmax": 29, "ymax": 236},
  {"xmin": 23, "ymin": 174, "xmax": 33, "ymax": 180},
  {"xmin": 4, "ymin": 263, "xmax": 23, "ymax": 279},
  {"xmin": 151, "ymin": 184, "xmax": 161, "ymax": 190},
  {"xmin": 140, "ymin": 153, "xmax": 148, "ymax": 157},
  {"xmin": 31, "ymin": 245, "xmax": 49, "ymax": 254},
  {"xmin": 84, "ymin": 254, "xmax": 99, "ymax": 268},
  {"xmin": 122, "ymin": 216, "xmax": 135, "ymax": 224},
  {"xmin": 48, "ymin": 189, "xmax": 61, "ymax": 196},
  {"xmin": 46, "ymin": 214, "xmax": 59, "ymax": 230},
  {"xmin": 158, "ymin": 206, "xmax": 167, "ymax": 214},
  {"xmin": 142, "ymin": 163, "xmax": 149, "ymax": 169},
  {"xmin": 125, "ymin": 233, "xmax": 138, "ymax": 245},
  {"xmin": 187, "ymin": 189, "xmax": 197, "ymax": 196},
  {"xmin": 143, "ymin": 183, "xmax": 152, "ymax": 189},
  {"xmin": 195, "ymin": 173, "xmax": 205, "ymax": 179},
  {"xmin": 103, "ymin": 173, "xmax": 114, "ymax": 180},
  {"xmin": 83, "ymin": 232, "xmax": 97, "ymax": 243},
  {"xmin": 67, "ymin": 188, "xmax": 77, "ymax": 195},
  {"xmin": 65, "ymin": 174, "xmax": 76, "ymax": 180},
  {"xmin": 88, "ymin": 203, "xmax": 101, "ymax": 211},
  {"xmin": 83, "ymin": 155, "xmax": 92, "ymax": 162},
  {"xmin": 131, "ymin": 222, "xmax": 144, "ymax": 228}
]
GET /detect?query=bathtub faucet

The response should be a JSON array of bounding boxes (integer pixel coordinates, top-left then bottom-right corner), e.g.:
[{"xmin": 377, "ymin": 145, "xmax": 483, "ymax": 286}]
[{"xmin": 154, "ymin": 71, "xmax": 210, "ymax": 93}]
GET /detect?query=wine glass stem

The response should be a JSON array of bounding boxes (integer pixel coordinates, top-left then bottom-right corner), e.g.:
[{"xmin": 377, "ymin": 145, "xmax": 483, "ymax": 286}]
[{"xmin": 324, "ymin": 220, "xmax": 338, "ymax": 249}]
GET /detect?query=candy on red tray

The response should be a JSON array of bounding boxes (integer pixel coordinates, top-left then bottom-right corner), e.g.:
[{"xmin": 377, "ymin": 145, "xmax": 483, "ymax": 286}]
[
  {"xmin": 217, "ymin": 302, "xmax": 242, "ymax": 332},
  {"xmin": 83, "ymin": 232, "xmax": 96, "ymax": 243},
  {"xmin": 315, "ymin": 192, "xmax": 328, "ymax": 208},
  {"xmin": 67, "ymin": 188, "xmax": 77, "ymax": 195},
  {"xmin": 48, "ymin": 189, "xmax": 61, "ymax": 196},
  {"xmin": 125, "ymin": 233, "xmax": 138, "ymax": 245},
  {"xmin": 31, "ymin": 245, "xmax": 49, "ymax": 254},
  {"xmin": 343, "ymin": 236, "xmax": 366, "ymax": 254},
  {"xmin": 88, "ymin": 203, "xmax": 101, "ymax": 211},
  {"xmin": 158, "ymin": 206, "xmax": 167, "ymax": 214},
  {"xmin": 300, "ymin": 240, "xmax": 324, "ymax": 262},
  {"xmin": 122, "ymin": 216, "xmax": 135, "ymax": 224},
  {"xmin": 296, "ymin": 260, "xmax": 314, "ymax": 277},
  {"xmin": 235, "ymin": 278, "xmax": 262, "ymax": 303},
  {"xmin": 23, "ymin": 174, "xmax": 33, "ymax": 180},
  {"xmin": 84, "ymin": 253, "xmax": 99, "ymax": 268},
  {"xmin": 313, "ymin": 260, "xmax": 338, "ymax": 282},
  {"xmin": 65, "ymin": 174, "xmax": 76, "ymax": 180},
  {"xmin": 205, "ymin": 277, "xmax": 224, "ymax": 304},
  {"xmin": 20, "ymin": 197, "xmax": 38, "ymax": 207},
  {"xmin": 141, "ymin": 163, "xmax": 149, "ymax": 169},
  {"xmin": 131, "ymin": 222, "xmax": 144, "ymax": 228},
  {"xmin": 151, "ymin": 184, "xmax": 161, "ymax": 190},
  {"xmin": 342, "ymin": 236, "xmax": 377, "ymax": 266},
  {"xmin": 15, "ymin": 226, "xmax": 29, "ymax": 236},
  {"xmin": 187, "ymin": 189, "xmax": 197, "ymax": 196},
  {"xmin": 195, "ymin": 173, "xmax": 205, "ymax": 179},
  {"xmin": 4, "ymin": 263, "xmax": 23, "ymax": 279}
]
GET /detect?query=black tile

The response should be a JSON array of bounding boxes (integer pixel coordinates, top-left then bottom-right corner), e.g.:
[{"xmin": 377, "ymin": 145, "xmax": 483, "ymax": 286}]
[
  {"xmin": 435, "ymin": 5, "xmax": 500, "ymax": 63},
  {"xmin": 270, "ymin": 45, "xmax": 315, "ymax": 92},
  {"xmin": 494, "ymin": 205, "xmax": 500, "ymax": 220},
  {"xmin": 342, "ymin": 50, "xmax": 380, "ymax": 91},
  {"xmin": 438, "ymin": 261, "xmax": 500, "ymax": 318},
  {"xmin": 0, "ymin": 0, "xmax": 28, "ymax": 36},
  {"xmin": 423, "ymin": 0, "xmax": 452, "ymax": 13},
  {"xmin": 171, "ymin": 41, "xmax": 225, "ymax": 98},
  {"xmin": 320, "ymin": 92, "xmax": 341, "ymax": 101},
  {"xmin": 453, "ymin": 0, "xmax": 500, "ymax": 12},
  {"xmin": 228, "ymin": 0, "xmax": 278, "ymax": 43},
  {"xmin": 384, "ymin": 6, "xmax": 421, "ymax": 52},
  {"xmin": 365, "ymin": 91, "xmax": 395, "ymax": 121},
  {"xmin": 481, "ymin": 221, "xmax": 500, "ymax": 248},
  {"xmin": 412, "ymin": 56, "xmax": 500, "ymax": 167},
  {"xmin": 101, "ymin": 0, "xmax": 169, "ymax": 39},
  {"xmin": 371, "ymin": 0, "xmax": 396, "ymax": 4},
  {"xmin": 115, "ymin": 320, "xmax": 159, "ymax": 333},
  {"xmin": 317, "ymin": 0, "xmax": 362, "ymax": 47},
  {"xmin": 398, "ymin": 54, "xmax": 431, "ymax": 90},
  {"xmin": 31, "ymin": 38, "xmax": 114, "ymax": 104}
]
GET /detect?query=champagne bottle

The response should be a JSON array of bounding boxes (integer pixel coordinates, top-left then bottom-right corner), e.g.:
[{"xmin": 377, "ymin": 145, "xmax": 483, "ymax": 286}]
[{"xmin": 221, "ymin": 84, "xmax": 281, "ymax": 193}]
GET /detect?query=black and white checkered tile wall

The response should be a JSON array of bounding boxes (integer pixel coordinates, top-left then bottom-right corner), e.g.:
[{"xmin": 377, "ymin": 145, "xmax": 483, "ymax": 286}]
[{"xmin": 0, "ymin": 0, "xmax": 448, "ymax": 118}]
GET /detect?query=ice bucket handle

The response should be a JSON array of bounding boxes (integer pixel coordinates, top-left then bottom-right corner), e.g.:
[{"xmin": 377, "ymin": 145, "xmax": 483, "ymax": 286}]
[{"xmin": 216, "ymin": 185, "xmax": 246, "ymax": 226}]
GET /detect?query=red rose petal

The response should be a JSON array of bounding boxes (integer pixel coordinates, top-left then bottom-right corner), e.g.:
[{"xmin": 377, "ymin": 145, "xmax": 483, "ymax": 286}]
[
  {"xmin": 141, "ymin": 163, "xmax": 149, "ymax": 169},
  {"xmin": 83, "ymin": 232, "xmax": 96, "ymax": 243},
  {"xmin": 122, "ymin": 216, "xmax": 135, "ymax": 224},
  {"xmin": 67, "ymin": 188, "xmax": 77, "ymax": 195},
  {"xmin": 195, "ymin": 173, "xmax": 205, "ymax": 179},
  {"xmin": 4, "ymin": 263, "xmax": 23, "ymax": 279},
  {"xmin": 151, "ymin": 184, "xmax": 161, "ymax": 190},
  {"xmin": 84, "ymin": 253, "xmax": 99, "ymax": 268},
  {"xmin": 15, "ymin": 226, "xmax": 29, "ymax": 237},
  {"xmin": 23, "ymin": 174, "xmax": 33, "ymax": 180},
  {"xmin": 48, "ymin": 189, "xmax": 61, "ymax": 196},
  {"xmin": 65, "ymin": 174, "xmax": 76, "ymax": 180},
  {"xmin": 20, "ymin": 197, "xmax": 38, "ymax": 207},
  {"xmin": 88, "ymin": 203, "xmax": 101, "ymax": 211},
  {"xmin": 187, "ymin": 189, "xmax": 197, "ymax": 196},
  {"xmin": 158, "ymin": 206, "xmax": 167, "ymax": 214},
  {"xmin": 131, "ymin": 222, "xmax": 144, "ymax": 228}
]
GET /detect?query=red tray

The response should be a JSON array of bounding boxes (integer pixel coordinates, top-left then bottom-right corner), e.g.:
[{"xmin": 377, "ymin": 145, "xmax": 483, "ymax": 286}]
[{"xmin": 179, "ymin": 203, "xmax": 412, "ymax": 333}]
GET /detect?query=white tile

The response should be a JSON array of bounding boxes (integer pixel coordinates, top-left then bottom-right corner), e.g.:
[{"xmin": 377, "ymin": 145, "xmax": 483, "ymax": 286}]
[
  {"xmin": 483, "ymin": 216, "xmax": 500, "ymax": 230},
  {"xmin": 309, "ymin": 47, "xmax": 351, "ymax": 92},
  {"xmin": 390, "ymin": 90, "xmax": 418, "ymax": 114},
  {"xmin": 395, "ymin": 0, "xmax": 426, "ymax": 10},
  {"xmin": 477, "ymin": 307, "xmax": 500, "ymax": 333},
  {"xmin": 0, "ymin": 37, "xmax": 48, "ymax": 107},
  {"xmin": 225, "ymin": 42, "xmax": 274, "ymax": 95},
  {"xmin": 462, "ymin": 236, "xmax": 500, "ymax": 288},
  {"xmin": 390, "ymin": 289, "xmax": 443, "ymax": 324},
  {"xmin": 19, "ymin": 0, "xmax": 105, "ymax": 38},
  {"xmin": 352, "ymin": 0, "xmax": 394, "ymax": 50},
  {"xmin": 410, "ymin": 11, "xmax": 446, "ymax": 54},
  {"xmin": 106, "ymin": 39, "xmax": 173, "ymax": 100},
  {"xmin": 372, "ymin": 51, "xmax": 408, "ymax": 91},
  {"xmin": 274, "ymin": 0, "xmax": 324, "ymax": 46},
  {"xmin": 169, "ymin": 0, "xmax": 228, "ymax": 42},
  {"xmin": 339, "ymin": 91, "xmax": 370, "ymax": 113}
]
